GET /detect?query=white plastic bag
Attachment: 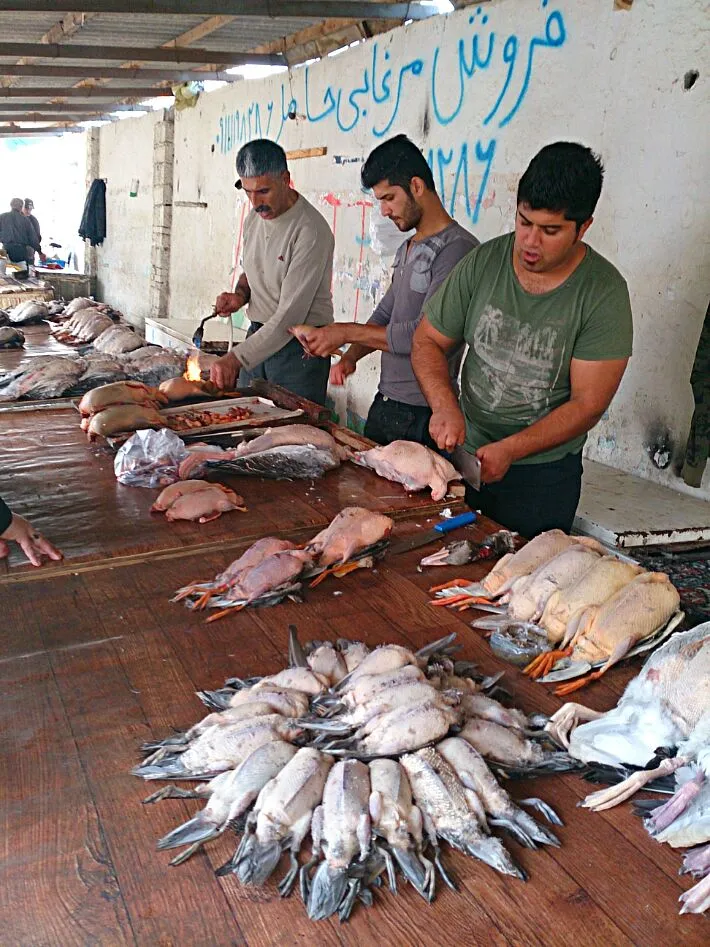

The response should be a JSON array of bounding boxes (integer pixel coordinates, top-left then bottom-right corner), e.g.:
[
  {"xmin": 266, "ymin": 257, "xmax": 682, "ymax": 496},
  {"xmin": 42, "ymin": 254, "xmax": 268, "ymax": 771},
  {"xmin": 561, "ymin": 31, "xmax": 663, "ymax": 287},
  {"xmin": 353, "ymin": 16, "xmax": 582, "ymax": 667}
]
[{"xmin": 114, "ymin": 428, "xmax": 189, "ymax": 488}]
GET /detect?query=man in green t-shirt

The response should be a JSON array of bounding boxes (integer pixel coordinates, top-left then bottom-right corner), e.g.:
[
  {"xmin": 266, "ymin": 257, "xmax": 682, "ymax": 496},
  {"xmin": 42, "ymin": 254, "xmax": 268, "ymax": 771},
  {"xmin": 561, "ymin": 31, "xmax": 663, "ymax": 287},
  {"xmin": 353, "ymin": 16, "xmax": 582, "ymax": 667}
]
[{"xmin": 412, "ymin": 142, "xmax": 633, "ymax": 538}]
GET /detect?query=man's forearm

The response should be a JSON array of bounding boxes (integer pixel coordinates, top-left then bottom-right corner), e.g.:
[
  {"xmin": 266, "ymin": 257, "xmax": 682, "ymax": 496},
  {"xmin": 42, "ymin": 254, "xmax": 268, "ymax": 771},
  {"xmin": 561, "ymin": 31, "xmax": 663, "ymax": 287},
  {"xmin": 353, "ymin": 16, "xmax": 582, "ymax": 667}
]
[
  {"xmin": 503, "ymin": 399, "xmax": 605, "ymax": 462},
  {"xmin": 343, "ymin": 323, "xmax": 389, "ymax": 352},
  {"xmin": 343, "ymin": 341, "xmax": 376, "ymax": 364},
  {"xmin": 412, "ymin": 334, "xmax": 459, "ymax": 412},
  {"xmin": 234, "ymin": 272, "xmax": 251, "ymax": 304}
]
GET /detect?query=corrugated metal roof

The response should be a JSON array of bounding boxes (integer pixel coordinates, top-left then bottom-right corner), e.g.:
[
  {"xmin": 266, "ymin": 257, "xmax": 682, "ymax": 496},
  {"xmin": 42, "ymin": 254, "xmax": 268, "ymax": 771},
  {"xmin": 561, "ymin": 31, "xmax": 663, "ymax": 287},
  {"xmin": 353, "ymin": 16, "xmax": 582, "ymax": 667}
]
[
  {"xmin": 0, "ymin": 5, "xmax": 412, "ymax": 129},
  {"xmin": 57, "ymin": 13, "xmax": 209, "ymax": 48},
  {"xmin": 0, "ymin": 12, "xmax": 65, "ymax": 40},
  {"xmin": 199, "ymin": 17, "xmax": 323, "ymax": 49}
]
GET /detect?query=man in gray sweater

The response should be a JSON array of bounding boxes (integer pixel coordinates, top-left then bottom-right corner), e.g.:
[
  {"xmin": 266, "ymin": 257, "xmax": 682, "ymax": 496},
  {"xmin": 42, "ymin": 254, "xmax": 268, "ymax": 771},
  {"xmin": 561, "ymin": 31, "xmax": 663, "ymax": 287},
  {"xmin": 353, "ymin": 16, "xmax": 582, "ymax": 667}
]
[
  {"xmin": 210, "ymin": 140, "xmax": 335, "ymax": 404},
  {"xmin": 291, "ymin": 135, "xmax": 478, "ymax": 446}
]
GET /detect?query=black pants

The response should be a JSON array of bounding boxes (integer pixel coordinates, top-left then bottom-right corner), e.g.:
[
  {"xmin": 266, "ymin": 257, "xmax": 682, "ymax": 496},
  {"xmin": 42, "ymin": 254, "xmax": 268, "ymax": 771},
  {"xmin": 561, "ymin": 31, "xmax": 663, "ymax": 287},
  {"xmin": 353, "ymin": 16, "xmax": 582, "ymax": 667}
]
[
  {"xmin": 237, "ymin": 323, "xmax": 330, "ymax": 405},
  {"xmin": 364, "ymin": 392, "xmax": 436, "ymax": 449},
  {"xmin": 465, "ymin": 451, "xmax": 583, "ymax": 539}
]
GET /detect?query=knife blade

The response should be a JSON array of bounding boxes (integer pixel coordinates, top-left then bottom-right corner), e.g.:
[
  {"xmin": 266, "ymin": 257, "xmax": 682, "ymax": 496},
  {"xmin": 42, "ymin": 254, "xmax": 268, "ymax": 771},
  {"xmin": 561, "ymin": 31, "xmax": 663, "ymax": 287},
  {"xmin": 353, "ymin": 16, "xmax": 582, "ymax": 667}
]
[
  {"xmin": 451, "ymin": 446, "xmax": 481, "ymax": 491},
  {"xmin": 388, "ymin": 511, "xmax": 477, "ymax": 556}
]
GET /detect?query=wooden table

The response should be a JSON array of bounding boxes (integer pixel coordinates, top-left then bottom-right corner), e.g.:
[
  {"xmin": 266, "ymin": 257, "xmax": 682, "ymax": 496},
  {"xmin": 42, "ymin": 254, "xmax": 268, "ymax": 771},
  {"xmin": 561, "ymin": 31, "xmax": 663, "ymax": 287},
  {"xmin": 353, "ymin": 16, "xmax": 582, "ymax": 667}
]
[
  {"xmin": 0, "ymin": 351, "xmax": 707, "ymax": 944},
  {"xmin": 1, "ymin": 514, "xmax": 708, "ymax": 946}
]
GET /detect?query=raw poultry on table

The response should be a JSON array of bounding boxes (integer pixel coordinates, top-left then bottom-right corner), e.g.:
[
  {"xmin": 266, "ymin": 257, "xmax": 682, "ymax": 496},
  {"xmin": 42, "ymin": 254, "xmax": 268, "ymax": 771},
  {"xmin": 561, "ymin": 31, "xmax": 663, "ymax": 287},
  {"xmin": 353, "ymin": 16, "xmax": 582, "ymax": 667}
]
[
  {"xmin": 0, "ymin": 326, "xmax": 25, "ymax": 348},
  {"xmin": 352, "ymin": 440, "xmax": 461, "ymax": 501},
  {"xmin": 152, "ymin": 480, "xmax": 246, "ymax": 523},
  {"xmin": 134, "ymin": 629, "xmax": 569, "ymax": 921},
  {"xmin": 429, "ymin": 529, "xmax": 683, "ymax": 695},
  {"xmin": 172, "ymin": 507, "xmax": 393, "ymax": 617}
]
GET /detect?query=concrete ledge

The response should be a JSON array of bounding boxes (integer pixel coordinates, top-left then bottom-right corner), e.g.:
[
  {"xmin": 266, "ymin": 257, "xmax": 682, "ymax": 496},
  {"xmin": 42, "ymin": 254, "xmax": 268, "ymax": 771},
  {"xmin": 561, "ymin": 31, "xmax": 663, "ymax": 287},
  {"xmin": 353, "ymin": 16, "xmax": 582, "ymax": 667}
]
[{"xmin": 575, "ymin": 459, "xmax": 710, "ymax": 548}]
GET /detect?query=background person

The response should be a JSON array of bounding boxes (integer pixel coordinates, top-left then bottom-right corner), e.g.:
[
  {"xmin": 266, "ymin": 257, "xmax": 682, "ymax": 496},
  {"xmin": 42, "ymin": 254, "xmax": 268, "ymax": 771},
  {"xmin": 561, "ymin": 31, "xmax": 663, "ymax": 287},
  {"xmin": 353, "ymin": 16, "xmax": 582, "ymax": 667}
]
[
  {"xmin": 0, "ymin": 197, "xmax": 41, "ymax": 266},
  {"xmin": 23, "ymin": 198, "xmax": 44, "ymax": 266}
]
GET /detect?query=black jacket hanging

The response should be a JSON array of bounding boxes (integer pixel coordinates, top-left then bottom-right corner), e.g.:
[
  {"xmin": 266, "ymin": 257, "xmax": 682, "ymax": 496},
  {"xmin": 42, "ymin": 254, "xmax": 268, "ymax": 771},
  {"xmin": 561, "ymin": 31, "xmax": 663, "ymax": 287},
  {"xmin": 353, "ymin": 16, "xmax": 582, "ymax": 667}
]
[{"xmin": 78, "ymin": 178, "xmax": 106, "ymax": 247}]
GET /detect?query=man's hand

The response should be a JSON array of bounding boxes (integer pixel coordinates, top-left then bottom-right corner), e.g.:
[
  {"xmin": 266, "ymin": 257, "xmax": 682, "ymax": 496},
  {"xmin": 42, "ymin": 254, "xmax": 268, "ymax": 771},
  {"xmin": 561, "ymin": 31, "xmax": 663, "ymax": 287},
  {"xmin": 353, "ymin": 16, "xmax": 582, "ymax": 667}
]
[
  {"xmin": 476, "ymin": 440, "xmax": 515, "ymax": 484},
  {"xmin": 210, "ymin": 351, "xmax": 241, "ymax": 390},
  {"xmin": 330, "ymin": 357, "xmax": 356, "ymax": 386},
  {"xmin": 214, "ymin": 291, "xmax": 245, "ymax": 316},
  {"xmin": 429, "ymin": 405, "xmax": 466, "ymax": 453},
  {"xmin": 290, "ymin": 324, "xmax": 346, "ymax": 358},
  {"xmin": 0, "ymin": 514, "xmax": 63, "ymax": 567}
]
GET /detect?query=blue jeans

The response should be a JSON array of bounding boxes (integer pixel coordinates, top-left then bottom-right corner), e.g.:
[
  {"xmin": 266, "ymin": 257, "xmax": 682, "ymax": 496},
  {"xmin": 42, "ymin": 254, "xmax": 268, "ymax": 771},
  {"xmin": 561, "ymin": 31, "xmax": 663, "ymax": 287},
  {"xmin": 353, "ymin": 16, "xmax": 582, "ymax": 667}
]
[
  {"xmin": 364, "ymin": 392, "xmax": 436, "ymax": 449},
  {"xmin": 238, "ymin": 323, "xmax": 330, "ymax": 405}
]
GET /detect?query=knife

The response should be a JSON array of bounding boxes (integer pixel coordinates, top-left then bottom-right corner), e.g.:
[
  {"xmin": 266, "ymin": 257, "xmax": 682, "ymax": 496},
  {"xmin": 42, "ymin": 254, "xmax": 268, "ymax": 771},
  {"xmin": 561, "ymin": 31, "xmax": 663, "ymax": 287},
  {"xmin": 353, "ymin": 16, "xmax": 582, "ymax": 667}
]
[
  {"xmin": 450, "ymin": 446, "xmax": 482, "ymax": 491},
  {"xmin": 388, "ymin": 511, "xmax": 477, "ymax": 556}
]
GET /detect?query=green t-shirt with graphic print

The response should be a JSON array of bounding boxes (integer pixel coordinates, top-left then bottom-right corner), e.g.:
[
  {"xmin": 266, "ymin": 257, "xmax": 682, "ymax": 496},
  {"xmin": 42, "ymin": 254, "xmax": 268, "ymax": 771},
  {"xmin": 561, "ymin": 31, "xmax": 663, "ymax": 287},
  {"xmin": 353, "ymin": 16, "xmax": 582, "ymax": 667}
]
[{"xmin": 424, "ymin": 232, "xmax": 633, "ymax": 465}]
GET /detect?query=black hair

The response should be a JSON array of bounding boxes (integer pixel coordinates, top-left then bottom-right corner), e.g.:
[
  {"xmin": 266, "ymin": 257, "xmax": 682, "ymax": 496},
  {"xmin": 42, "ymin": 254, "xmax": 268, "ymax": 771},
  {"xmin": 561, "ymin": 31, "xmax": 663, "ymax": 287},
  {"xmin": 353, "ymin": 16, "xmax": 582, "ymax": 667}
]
[
  {"xmin": 517, "ymin": 142, "xmax": 604, "ymax": 229},
  {"xmin": 361, "ymin": 134, "xmax": 435, "ymax": 195},
  {"xmin": 235, "ymin": 139, "xmax": 288, "ymax": 180}
]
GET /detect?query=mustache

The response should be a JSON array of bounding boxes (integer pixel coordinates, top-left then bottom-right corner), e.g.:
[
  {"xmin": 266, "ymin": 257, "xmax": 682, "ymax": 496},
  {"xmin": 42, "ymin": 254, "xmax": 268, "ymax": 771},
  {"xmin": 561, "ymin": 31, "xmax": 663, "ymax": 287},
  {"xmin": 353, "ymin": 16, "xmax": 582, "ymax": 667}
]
[{"xmin": 255, "ymin": 205, "xmax": 271, "ymax": 214}]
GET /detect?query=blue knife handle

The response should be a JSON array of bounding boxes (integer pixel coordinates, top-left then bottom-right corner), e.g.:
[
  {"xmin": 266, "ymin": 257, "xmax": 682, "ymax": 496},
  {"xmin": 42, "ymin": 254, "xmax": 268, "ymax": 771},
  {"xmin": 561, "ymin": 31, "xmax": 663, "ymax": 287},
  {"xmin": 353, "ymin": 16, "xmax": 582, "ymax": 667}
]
[{"xmin": 433, "ymin": 511, "xmax": 476, "ymax": 534}]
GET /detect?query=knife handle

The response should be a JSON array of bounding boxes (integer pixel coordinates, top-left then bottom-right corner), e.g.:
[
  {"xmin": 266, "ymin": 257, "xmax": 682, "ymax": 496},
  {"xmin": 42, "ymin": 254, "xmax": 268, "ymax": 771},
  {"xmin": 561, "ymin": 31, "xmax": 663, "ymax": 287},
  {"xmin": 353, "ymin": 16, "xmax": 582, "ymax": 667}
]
[{"xmin": 433, "ymin": 511, "xmax": 476, "ymax": 534}]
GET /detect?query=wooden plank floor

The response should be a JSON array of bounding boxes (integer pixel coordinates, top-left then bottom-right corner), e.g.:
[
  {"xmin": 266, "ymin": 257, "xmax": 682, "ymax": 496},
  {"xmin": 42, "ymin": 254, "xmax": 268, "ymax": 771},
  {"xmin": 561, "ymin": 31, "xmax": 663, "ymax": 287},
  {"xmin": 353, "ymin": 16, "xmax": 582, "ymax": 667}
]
[{"xmin": 1, "ymin": 519, "xmax": 707, "ymax": 946}]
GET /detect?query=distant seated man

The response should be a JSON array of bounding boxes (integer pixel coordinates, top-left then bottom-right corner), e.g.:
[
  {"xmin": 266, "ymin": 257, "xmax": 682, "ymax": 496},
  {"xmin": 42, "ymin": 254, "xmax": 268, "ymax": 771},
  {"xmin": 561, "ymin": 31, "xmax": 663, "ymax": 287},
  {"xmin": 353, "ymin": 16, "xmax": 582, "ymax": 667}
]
[
  {"xmin": 210, "ymin": 139, "xmax": 335, "ymax": 405},
  {"xmin": 0, "ymin": 496, "xmax": 62, "ymax": 567},
  {"xmin": 0, "ymin": 197, "xmax": 41, "ymax": 265},
  {"xmin": 291, "ymin": 134, "xmax": 478, "ymax": 447},
  {"xmin": 23, "ymin": 198, "xmax": 44, "ymax": 266}
]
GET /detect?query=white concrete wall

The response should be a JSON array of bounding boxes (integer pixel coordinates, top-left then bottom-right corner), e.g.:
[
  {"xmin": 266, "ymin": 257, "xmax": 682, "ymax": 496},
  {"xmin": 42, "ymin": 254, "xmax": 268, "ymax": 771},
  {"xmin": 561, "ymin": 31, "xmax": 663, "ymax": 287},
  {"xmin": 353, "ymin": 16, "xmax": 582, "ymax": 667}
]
[
  {"xmin": 96, "ymin": 111, "xmax": 161, "ymax": 328},
  {"xmin": 98, "ymin": 0, "xmax": 710, "ymax": 495}
]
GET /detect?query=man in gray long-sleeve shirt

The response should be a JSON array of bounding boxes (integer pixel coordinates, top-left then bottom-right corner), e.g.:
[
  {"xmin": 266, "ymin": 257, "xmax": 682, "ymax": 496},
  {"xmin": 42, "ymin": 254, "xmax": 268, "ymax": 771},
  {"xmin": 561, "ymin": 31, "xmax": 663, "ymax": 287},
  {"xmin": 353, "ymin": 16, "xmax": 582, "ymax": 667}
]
[
  {"xmin": 292, "ymin": 135, "xmax": 478, "ymax": 446},
  {"xmin": 210, "ymin": 139, "xmax": 334, "ymax": 405}
]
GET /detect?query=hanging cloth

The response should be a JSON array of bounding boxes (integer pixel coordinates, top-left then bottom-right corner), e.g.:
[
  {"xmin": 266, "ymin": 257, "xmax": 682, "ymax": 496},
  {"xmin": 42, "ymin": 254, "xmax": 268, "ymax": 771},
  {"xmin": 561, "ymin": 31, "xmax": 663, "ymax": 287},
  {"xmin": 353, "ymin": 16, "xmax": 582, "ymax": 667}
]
[
  {"xmin": 78, "ymin": 178, "xmax": 106, "ymax": 247},
  {"xmin": 681, "ymin": 300, "xmax": 710, "ymax": 487}
]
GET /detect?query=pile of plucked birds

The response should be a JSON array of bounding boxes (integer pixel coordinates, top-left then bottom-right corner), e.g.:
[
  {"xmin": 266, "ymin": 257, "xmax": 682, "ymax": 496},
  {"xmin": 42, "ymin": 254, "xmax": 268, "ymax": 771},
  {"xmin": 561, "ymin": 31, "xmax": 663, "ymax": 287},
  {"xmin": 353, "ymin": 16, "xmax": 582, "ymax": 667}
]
[
  {"xmin": 172, "ymin": 507, "xmax": 395, "ymax": 621},
  {"xmin": 547, "ymin": 620, "xmax": 710, "ymax": 915},
  {"xmin": 0, "ymin": 347, "xmax": 186, "ymax": 401},
  {"xmin": 133, "ymin": 628, "xmax": 574, "ymax": 921},
  {"xmin": 429, "ymin": 529, "xmax": 683, "ymax": 696}
]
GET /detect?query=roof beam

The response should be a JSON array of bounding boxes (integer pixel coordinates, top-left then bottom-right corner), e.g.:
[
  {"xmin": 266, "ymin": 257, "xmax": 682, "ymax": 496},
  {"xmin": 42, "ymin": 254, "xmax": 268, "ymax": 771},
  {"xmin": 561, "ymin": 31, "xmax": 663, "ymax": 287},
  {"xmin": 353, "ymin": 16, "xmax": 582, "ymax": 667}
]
[
  {"xmin": 0, "ymin": 64, "xmax": 241, "ymax": 81},
  {"xmin": 0, "ymin": 43, "xmax": 286, "ymax": 66},
  {"xmin": 0, "ymin": 101, "xmax": 149, "ymax": 112},
  {"xmin": 0, "ymin": 128, "xmax": 83, "ymax": 135},
  {"xmin": 252, "ymin": 15, "xmax": 398, "ymax": 67},
  {"xmin": 0, "ymin": 112, "xmax": 113, "ymax": 121},
  {"xmin": 0, "ymin": 85, "xmax": 174, "ymax": 98},
  {"xmin": 0, "ymin": 2, "xmax": 437, "ymax": 19}
]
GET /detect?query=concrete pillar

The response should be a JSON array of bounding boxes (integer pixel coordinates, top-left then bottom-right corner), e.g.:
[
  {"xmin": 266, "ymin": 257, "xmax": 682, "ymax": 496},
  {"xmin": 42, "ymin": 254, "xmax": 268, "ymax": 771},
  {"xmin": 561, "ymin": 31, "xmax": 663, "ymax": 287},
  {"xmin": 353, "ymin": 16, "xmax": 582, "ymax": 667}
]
[
  {"xmin": 150, "ymin": 108, "xmax": 175, "ymax": 320},
  {"xmin": 83, "ymin": 127, "xmax": 100, "ymax": 280}
]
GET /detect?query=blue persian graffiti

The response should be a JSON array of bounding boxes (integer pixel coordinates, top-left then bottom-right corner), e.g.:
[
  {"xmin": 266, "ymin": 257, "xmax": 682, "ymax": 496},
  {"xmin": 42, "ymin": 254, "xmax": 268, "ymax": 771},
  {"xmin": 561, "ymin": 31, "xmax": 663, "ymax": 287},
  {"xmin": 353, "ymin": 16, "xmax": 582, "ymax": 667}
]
[{"xmin": 215, "ymin": 3, "xmax": 568, "ymax": 225}]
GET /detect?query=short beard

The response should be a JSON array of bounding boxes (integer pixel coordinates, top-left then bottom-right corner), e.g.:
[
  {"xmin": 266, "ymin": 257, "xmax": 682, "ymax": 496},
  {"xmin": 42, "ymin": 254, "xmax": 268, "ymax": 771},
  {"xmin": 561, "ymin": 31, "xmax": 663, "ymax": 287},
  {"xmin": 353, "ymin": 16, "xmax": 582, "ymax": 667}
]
[{"xmin": 397, "ymin": 196, "xmax": 422, "ymax": 232}]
